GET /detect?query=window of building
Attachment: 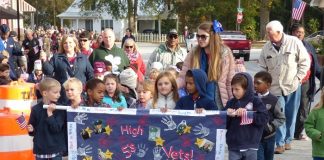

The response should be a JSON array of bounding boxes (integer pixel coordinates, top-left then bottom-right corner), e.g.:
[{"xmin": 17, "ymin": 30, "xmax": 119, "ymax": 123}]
[
  {"xmin": 101, "ymin": 20, "xmax": 113, "ymax": 30},
  {"xmin": 85, "ymin": 19, "xmax": 93, "ymax": 31}
]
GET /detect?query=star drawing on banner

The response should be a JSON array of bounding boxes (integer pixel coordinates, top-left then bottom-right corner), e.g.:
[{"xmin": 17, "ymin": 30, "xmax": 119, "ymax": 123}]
[
  {"xmin": 105, "ymin": 149, "xmax": 113, "ymax": 159},
  {"xmin": 104, "ymin": 125, "xmax": 113, "ymax": 135},
  {"xmin": 183, "ymin": 125, "xmax": 191, "ymax": 134},
  {"xmin": 82, "ymin": 156, "xmax": 92, "ymax": 160},
  {"xmin": 195, "ymin": 138, "xmax": 204, "ymax": 147},
  {"xmin": 84, "ymin": 127, "xmax": 93, "ymax": 137},
  {"xmin": 155, "ymin": 137, "xmax": 165, "ymax": 146}
]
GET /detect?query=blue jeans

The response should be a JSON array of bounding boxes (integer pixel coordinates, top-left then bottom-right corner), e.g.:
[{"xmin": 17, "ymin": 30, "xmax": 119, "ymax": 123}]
[
  {"xmin": 257, "ymin": 136, "xmax": 275, "ymax": 160},
  {"xmin": 314, "ymin": 157, "xmax": 324, "ymax": 160},
  {"xmin": 276, "ymin": 86, "xmax": 301, "ymax": 146},
  {"xmin": 229, "ymin": 149, "xmax": 257, "ymax": 160}
]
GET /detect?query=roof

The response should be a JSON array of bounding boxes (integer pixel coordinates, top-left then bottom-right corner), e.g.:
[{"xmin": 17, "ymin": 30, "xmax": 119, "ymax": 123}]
[
  {"xmin": 57, "ymin": 0, "xmax": 101, "ymax": 19},
  {"xmin": 0, "ymin": 0, "xmax": 35, "ymax": 19}
]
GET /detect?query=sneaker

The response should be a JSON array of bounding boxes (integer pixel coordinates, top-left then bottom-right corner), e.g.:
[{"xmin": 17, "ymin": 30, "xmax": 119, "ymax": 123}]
[
  {"xmin": 285, "ymin": 143, "xmax": 291, "ymax": 150},
  {"xmin": 275, "ymin": 146, "xmax": 285, "ymax": 154}
]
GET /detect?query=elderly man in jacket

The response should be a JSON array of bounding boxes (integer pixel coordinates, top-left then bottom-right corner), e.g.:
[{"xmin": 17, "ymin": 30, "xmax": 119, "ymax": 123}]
[
  {"xmin": 146, "ymin": 29, "xmax": 187, "ymax": 74},
  {"xmin": 258, "ymin": 20, "xmax": 310, "ymax": 154}
]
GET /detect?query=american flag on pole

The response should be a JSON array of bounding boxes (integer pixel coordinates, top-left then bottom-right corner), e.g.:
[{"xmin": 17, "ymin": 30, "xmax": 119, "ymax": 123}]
[
  {"xmin": 16, "ymin": 114, "xmax": 27, "ymax": 129},
  {"xmin": 240, "ymin": 110, "xmax": 254, "ymax": 125},
  {"xmin": 292, "ymin": 0, "xmax": 306, "ymax": 21}
]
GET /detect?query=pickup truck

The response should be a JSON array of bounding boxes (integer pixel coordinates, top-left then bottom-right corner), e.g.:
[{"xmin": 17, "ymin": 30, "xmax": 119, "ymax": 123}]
[{"xmin": 186, "ymin": 31, "xmax": 252, "ymax": 61}]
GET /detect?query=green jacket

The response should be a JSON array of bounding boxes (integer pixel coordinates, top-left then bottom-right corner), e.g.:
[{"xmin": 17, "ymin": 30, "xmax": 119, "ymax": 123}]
[
  {"xmin": 305, "ymin": 107, "xmax": 324, "ymax": 158},
  {"xmin": 89, "ymin": 44, "xmax": 130, "ymax": 72}
]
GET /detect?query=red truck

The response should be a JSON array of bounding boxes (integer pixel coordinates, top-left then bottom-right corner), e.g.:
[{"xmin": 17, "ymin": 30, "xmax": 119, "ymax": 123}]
[{"xmin": 186, "ymin": 31, "xmax": 252, "ymax": 61}]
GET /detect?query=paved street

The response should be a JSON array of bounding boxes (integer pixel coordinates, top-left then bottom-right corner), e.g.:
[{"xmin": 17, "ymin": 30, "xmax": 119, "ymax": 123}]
[{"xmin": 122, "ymin": 42, "xmax": 317, "ymax": 160}]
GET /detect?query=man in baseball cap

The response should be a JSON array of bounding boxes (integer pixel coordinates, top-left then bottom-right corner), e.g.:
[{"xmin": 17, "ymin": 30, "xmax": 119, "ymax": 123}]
[
  {"xmin": 146, "ymin": 28, "xmax": 187, "ymax": 75},
  {"xmin": 0, "ymin": 24, "xmax": 20, "ymax": 80},
  {"xmin": 0, "ymin": 24, "xmax": 10, "ymax": 51}
]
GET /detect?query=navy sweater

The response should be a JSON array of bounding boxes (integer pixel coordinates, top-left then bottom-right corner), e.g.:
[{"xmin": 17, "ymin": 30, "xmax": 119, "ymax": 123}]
[
  {"xmin": 176, "ymin": 69, "xmax": 217, "ymax": 110},
  {"xmin": 28, "ymin": 101, "xmax": 66, "ymax": 154},
  {"xmin": 224, "ymin": 72, "xmax": 269, "ymax": 150}
]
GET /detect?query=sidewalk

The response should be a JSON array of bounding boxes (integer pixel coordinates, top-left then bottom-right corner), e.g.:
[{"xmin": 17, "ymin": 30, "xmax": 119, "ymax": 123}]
[
  {"xmin": 274, "ymin": 139, "xmax": 312, "ymax": 160},
  {"xmin": 223, "ymin": 139, "xmax": 312, "ymax": 160}
]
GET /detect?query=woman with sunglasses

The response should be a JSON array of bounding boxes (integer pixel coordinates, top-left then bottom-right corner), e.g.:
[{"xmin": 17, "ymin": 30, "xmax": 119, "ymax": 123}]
[
  {"xmin": 42, "ymin": 35, "xmax": 94, "ymax": 102},
  {"xmin": 123, "ymin": 38, "xmax": 145, "ymax": 81},
  {"xmin": 177, "ymin": 21, "xmax": 236, "ymax": 109}
]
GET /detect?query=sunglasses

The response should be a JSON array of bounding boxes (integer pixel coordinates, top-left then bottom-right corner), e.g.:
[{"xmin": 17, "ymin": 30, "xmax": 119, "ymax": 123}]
[
  {"xmin": 125, "ymin": 46, "xmax": 134, "ymax": 49},
  {"xmin": 196, "ymin": 34, "xmax": 209, "ymax": 40},
  {"xmin": 168, "ymin": 34, "xmax": 178, "ymax": 39},
  {"xmin": 79, "ymin": 39, "xmax": 88, "ymax": 42}
]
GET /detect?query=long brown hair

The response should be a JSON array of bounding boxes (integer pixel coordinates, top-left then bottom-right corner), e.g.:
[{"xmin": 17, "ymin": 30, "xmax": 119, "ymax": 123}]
[
  {"xmin": 314, "ymin": 89, "xmax": 324, "ymax": 110},
  {"xmin": 152, "ymin": 71, "xmax": 179, "ymax": 108},
  {"xmin": 58, "ymin": 35, "xmax": 80, "ymax": 54},
  {"xmin": 191, "ymin": 22, "xmax": 224, "ymax": 81},
  {"xmin": 103, "ymin": 74, "xmax": 122, "ymax": 102}
]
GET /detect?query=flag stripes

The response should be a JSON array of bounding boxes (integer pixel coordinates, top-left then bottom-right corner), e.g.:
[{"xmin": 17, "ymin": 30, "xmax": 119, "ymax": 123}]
[{"xmin": 292, "ymin": 0, "xmax": 306, "ymax": 21}]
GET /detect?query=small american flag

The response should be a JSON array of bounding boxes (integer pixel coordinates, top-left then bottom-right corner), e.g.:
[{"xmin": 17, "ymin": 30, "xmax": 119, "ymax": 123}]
[
  {"xmin": 16, "ymin": 114, "xmax": 27, "ymax": 129},
  {"xmin": 240, "ymin": 110, "xmax": 254, "ymax": 125},
  {"xmin": 292, "ymin": 0, "xmax": 306, "ymax": 21}
]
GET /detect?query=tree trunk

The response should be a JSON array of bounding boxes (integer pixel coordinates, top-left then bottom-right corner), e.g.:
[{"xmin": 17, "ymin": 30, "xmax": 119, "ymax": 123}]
[
  {"xmin": 260, "ymin": 0, "xmax": 270, "ymax": 40},
  {"xmin": 134, "ymin": 0, "xmax": 138, "ymax": 33},
  {"xmin": 127, "ymin": 0, "xmax": 135, "ymax": 31}
]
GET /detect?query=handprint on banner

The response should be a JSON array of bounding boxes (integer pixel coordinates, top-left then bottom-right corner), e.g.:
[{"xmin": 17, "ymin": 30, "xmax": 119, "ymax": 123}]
[
  {"xmin": 161, "ymin": 115, "xmax": 177, "ymax": 131},
  {"xmin": 77, "ymin": 144, "xmax": 92, "ymax": 156},
  {"xmin": 193, "ymin": 123, "xmax": 210, "ymax": 138},
  {"xmin": 153, "ymin": 147, "xmax": 163, "ymax": 160},
  {"xmin": 74, "ymin": 113, "xmax": 88, "ymax": 125},
  {"xmin": 136, "ymin": 143, "xmax": 148, "ymax": 158}
]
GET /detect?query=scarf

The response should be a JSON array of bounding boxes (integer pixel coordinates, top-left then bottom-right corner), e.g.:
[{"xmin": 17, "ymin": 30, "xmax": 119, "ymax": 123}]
[{"xmin": 126, "ymin": 51, "xmax": 139, "ymax": 63}]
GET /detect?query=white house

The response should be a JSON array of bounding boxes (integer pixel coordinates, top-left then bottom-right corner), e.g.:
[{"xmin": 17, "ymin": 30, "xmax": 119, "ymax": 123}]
[
  {"xmin": 57, "ymin": 0, "xmax": 177, "ymax": 41},
  {"xmin": 57, "ymin": 0, "xmax": 126, "ymax": 40},
  {"xmin": 0, "ymin": 0, "xmax": 36, "ymax": 35}
]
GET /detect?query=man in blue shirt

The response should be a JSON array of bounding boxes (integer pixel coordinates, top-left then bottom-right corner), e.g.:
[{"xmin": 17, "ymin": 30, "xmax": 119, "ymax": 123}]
[{"xmin": 0, "ymin": 24, "xmax": 20, "ymax": 80}]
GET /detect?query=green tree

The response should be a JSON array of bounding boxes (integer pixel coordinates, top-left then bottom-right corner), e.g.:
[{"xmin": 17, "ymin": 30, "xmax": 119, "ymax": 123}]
[
  {"xmin": 173, "ymin": 0, "xmax": 259, "ymax": 40},
  {"xmin": 25, "ymin": 0, "xmax": 73, "ymax": 28}
]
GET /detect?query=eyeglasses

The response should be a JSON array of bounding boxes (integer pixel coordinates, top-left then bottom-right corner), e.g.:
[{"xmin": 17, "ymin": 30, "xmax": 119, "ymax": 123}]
[
  {"xmin": 168, "ymin": 34, "xmax": 178, "ymax": 39},
  {"xmin": 196, "ymin": 34, "xmax": 209, "ymax": 40},
  {"xmin": 79, "ymin": 39, "xmax": 88, "ymax": 42},
  {"xmin": 125, "ymin": 46, "xmax": 134, "ymax": 49}
]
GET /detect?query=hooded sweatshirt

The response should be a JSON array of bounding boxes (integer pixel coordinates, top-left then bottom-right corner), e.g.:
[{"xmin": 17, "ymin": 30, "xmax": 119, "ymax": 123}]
[
  {"xmin": 175, "ymin": 69, "xmax": 217, "ymax": 110},
  {"xmin": 225, "ymin": 72, "xmax": 269, "ymax": 151}
]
